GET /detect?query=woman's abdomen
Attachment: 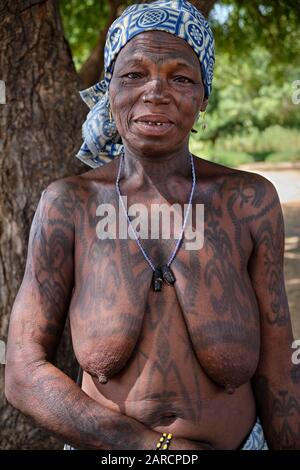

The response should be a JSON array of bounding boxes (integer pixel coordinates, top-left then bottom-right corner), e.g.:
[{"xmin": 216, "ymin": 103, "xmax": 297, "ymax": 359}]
[{"xmin": 81, "ymin": 365, "xmax": 256, "ymax": 450}]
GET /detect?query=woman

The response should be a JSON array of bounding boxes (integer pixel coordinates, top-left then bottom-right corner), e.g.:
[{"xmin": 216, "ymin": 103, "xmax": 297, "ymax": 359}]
[{"xmin": 5, "ymin": 0, "xmax": 299, "ymax": 450}]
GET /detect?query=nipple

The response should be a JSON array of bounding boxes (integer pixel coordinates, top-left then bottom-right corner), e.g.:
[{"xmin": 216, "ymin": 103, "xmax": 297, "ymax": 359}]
[
  {"xmin": 225, "ymin": 384, "xmax": 235, "ymax": 395},
  {"xmin": 98, "ymin": 373, "xmax": 108, "ymax": 384}
]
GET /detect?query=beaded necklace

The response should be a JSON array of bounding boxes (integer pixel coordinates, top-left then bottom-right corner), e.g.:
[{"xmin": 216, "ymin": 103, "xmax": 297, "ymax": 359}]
[{"xmin": 116, "ymin": 148, "xmax": 196, "ymax": 291}]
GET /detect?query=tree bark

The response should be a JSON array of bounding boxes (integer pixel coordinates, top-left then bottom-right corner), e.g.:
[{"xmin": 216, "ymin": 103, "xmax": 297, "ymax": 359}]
[
  {"xmin": 0, "ymin": 0, "xmax": 87, "ymax": 449},
  {"xmin": 192, "ymin": 0, "xmax": 218, "ymax": 18}
]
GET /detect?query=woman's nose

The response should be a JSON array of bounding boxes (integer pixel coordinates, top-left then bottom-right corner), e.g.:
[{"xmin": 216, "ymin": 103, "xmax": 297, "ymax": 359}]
[{"xmin": 142, "ymin": 78, "xmax": 171, "ymax": 104}]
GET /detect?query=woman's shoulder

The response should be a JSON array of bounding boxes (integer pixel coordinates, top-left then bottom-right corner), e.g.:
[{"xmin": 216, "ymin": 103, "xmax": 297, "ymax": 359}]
[
  {"xmin": 44, "ymin": 157, "xmax": 119, "ymax": 197},
  {"xmin": 194, "ymin": 154, "xmax": 275, "ymax": 189},
  {"xmin": 193, "ymin": 155, "xmax": 280, "ymax": 222}
]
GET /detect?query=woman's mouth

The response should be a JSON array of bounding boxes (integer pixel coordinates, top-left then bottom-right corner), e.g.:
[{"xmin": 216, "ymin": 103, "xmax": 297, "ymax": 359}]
[{"xmin": 133, "ymin": 120, "xmax": 174, "ymax": 135}]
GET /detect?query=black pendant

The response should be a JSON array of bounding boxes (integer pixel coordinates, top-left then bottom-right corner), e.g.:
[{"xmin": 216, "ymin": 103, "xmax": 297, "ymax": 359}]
[
  {"xmin": 153, "ymin": 267, "xmax": 163, "ymax": 292},
  {"xmin": 161, "ymin": 265, "xmax": 176, "ymax": 285},
  {"xmin": 153, "ymin": 265, "xmax": 176, "ymax": 291}
]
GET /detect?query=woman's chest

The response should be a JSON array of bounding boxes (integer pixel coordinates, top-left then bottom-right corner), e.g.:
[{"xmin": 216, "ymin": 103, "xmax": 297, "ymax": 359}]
[{"xmin": 69, "ymin": 202, "xmax": 260, "ymax": 391}]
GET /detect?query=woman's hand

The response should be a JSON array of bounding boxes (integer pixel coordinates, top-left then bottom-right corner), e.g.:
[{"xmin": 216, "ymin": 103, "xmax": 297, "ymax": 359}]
[{"xmin": 144, "ymin": 429, "xmax": 215, "ymax": 450}]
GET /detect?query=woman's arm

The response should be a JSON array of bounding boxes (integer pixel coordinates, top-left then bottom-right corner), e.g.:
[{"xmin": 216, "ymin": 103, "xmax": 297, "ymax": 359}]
[
  {"xmin": 247, "ymin": 175, "xmax": 300, "ymax": 449},
  {"xmin": 4, "ymin": 181, "xmax": 159, "ymax": 450},
  {"xmin": 4, "ymin": 180, "xmax": 211, "ymax": 450}
]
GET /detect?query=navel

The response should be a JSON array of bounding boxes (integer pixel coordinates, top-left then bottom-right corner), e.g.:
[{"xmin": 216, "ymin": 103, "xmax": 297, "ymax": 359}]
[
  {"xmin": 98, "ymin": 373, "xmax": 109, "ymax": 384},
  {"xmin": 225, "ymin": 384, "xmax": 235, "ymax": 395}
]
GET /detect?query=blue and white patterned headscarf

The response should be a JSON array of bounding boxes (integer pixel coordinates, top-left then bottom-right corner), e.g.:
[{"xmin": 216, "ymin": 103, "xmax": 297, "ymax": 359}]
[{"xmin": 76, "ymin": 0, "xmax": 215, "ymax": 168}]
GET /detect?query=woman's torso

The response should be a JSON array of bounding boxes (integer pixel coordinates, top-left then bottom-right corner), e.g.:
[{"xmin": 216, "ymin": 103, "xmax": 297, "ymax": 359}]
[{"xmin": 67, "ymin": 155, "xmax": 261, "ymax": 449}]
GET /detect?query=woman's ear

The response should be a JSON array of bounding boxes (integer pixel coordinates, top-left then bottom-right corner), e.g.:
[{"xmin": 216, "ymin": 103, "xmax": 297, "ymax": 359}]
[{"xmin": 200, "ymin": 97, "xmax": 208, "ymax": 112}]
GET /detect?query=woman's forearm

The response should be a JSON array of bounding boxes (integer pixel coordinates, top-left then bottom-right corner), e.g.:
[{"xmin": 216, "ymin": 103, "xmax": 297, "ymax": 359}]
[
  {"xmin": 6, "ymin": 360, "xmax": 215, "ymax": 450},
  {"xmin": 5, "ymin": 360, "xmax": 160, "ymax": 450}
]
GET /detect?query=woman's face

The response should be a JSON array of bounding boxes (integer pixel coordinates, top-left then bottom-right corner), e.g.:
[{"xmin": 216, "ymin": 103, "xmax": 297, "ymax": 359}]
[{"xmin": 108, "ymin": 30, "xmax": 208, "ymax": 157}]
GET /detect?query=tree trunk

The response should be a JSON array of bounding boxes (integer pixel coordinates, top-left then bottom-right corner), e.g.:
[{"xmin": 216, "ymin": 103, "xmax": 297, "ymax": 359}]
[
  {"xmin": 0, "ymin": 0, "xmax": 86, "ymax": 449},
  {"xmin": 193, "ymin": 0, "xmax": 218, "ymax": 18},
  {"xmin": 79, "ymin": 0, "xmax": 124, "ymax": 88}
]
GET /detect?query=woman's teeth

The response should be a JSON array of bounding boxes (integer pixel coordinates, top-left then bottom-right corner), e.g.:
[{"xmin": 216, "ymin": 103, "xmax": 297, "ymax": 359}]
[{"xmin": 141, "ymin": 121, "xmax": 166, "ymax": 126}]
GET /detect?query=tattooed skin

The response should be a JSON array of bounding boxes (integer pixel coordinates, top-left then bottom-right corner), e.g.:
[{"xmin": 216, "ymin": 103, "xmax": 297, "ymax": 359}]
[
  {"xmin": 5, "ymin": 31, "xmax": 298, "ymax": 450},
  {"xmin": 253, "ymin": 376, "xmax": 300, "ymax": 449}
]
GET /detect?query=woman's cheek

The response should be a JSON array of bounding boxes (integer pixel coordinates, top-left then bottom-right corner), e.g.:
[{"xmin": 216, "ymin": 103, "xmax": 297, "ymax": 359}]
[
  {"xmin": 114, "ymin": 96, "xmax": 136, "ymax": 132},
  {"xmin": 114, "ymin": 107, "xmax": 130, "ymax": 136}
]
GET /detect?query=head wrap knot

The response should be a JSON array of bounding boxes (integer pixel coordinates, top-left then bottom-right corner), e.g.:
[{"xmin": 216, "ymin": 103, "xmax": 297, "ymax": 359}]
[{"xmin": 76, "ymin": 0, "xmax": 215, "ymax": 168}]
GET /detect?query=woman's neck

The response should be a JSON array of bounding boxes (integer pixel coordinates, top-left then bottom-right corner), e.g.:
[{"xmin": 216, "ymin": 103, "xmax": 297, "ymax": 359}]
[{"xmin": 120, "ymin": 146, "xmax": 192, "ymax": 191}]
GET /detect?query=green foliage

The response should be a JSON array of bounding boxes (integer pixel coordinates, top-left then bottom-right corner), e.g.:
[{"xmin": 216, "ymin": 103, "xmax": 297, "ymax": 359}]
[
  {"xmin": 190, "ymin": 126, "xmax": 300, "ymax": 167},
  {"xmin": 201, "ymin": 46, "xmax": 300, "ymax": 136},
  {"xmin": 59, "ymin": 0, "xmax": 134, "ymax": 69},
  {"xmin": 189, "ymin": 139, "xmax": 255, "ymax": 167},
  {"xmin": 211, "ymin": 0, "xmax": 300, "ymax": 69},
  {"xmin": 190, "ymin": 37, "xmax": 300, "ymax": 166},
  {"xmin": 59, "ymin": 0, "xmax": 108, "ymax": 69}
]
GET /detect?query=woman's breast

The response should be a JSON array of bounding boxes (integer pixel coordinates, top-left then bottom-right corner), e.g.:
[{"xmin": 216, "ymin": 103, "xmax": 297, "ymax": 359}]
[
  {"xmin": 71, "ymin": 185, "xmax": 261, "ymax": 386},
  {"xmin": 69, "ymin": 225, "xmax": 260, "ymax": 447},
  {"xmin": 70, "ymin": 249, "xmax": 261, "ymax": 392},
  {"xmin": 70, "ymin": 265, "xmax": 260, "ymax": 446}
]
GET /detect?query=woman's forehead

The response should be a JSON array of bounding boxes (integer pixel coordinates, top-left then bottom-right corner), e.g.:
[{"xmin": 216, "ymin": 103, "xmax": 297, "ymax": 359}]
[{"xmin": 115, "ymin": 31, "xmax": 200, "ymax": 67}]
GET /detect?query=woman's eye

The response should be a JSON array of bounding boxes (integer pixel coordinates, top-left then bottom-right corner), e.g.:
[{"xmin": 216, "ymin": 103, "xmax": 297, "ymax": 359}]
[
  {"xmin": 174, "ymin": 76, "xmax": 192, "ymax": 83},
  {"xmin": 122, "ymin": 73, "xmax": 192, "ymax": 83},
  {"xmin": 123, "ymin": 72, "xmax": 141, "ymax": 79}
]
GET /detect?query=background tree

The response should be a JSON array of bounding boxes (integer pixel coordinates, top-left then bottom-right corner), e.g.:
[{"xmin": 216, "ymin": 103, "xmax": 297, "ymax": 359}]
[{"xmin": 0, "ymin": 0, "xmax": 86, "ymax": 449}]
